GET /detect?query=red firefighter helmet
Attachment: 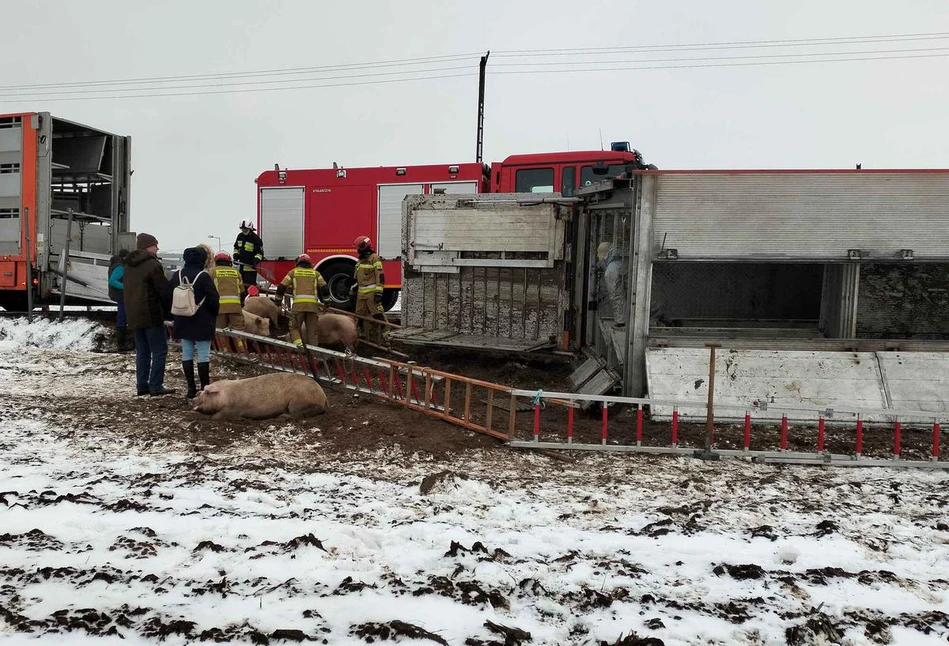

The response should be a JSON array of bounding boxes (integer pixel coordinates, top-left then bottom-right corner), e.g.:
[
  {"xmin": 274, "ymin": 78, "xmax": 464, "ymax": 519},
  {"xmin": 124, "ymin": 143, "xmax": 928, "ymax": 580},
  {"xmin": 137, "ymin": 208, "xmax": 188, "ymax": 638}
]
[
  {"xmin": 353, "ymin": 235, "xmax": 372, "ymax": 252},
  {"xmin": 214, "ymin": 252, "xmax": 232, "ymax": 263},
  {"xmin": 296, "ymin": 253, "xmax": 312, "ymax": 265}
]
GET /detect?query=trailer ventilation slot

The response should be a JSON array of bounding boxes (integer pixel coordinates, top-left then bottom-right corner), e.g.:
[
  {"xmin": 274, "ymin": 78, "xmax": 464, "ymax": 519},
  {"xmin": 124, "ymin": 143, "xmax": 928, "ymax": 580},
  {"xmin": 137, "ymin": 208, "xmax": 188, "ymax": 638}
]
[{"xmin": 0, "ymin": 163, "xmax": 20, "ymax": 174}]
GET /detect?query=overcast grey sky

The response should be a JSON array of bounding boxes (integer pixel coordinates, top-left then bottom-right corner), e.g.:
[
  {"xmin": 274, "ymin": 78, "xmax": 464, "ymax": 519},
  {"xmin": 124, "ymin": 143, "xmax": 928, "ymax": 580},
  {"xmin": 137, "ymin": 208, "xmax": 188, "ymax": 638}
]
[{"xmin": 4, "ymin": 0, "xmax": 949, "ymax": 253}]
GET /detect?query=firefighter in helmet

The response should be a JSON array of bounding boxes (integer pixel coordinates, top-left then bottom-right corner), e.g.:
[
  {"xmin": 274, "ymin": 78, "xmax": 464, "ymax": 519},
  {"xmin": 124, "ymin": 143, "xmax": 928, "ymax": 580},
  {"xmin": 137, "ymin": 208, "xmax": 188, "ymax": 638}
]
[
  {"xmin": 276, "ymin": 254, "xmax": 329, "ymax": 346},
  {"xmin": 210, "ymin": 252, "xmax": 246, "ymax": 352},
  {"xmin": 351, "ymin": 236, "xmax": 387, "ymax": 345},
  {"xmin": 233, "ymin": 220, "xmax": 264, "ymax": 290}
]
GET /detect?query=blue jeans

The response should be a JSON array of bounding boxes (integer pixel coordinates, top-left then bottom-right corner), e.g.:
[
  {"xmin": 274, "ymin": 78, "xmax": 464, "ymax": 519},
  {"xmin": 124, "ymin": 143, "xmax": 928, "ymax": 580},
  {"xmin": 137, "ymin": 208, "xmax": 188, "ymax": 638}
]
[
  {"xmin": 116, "ymin": 299, "xmax": 127, "ymax": 329},
  {"xmin": 133, "ymin": 326, "xmax": 168, "ymax": 393},
  {"xmin": 180, "ymin": 339, "xmax": 211, "ymax": 363}
]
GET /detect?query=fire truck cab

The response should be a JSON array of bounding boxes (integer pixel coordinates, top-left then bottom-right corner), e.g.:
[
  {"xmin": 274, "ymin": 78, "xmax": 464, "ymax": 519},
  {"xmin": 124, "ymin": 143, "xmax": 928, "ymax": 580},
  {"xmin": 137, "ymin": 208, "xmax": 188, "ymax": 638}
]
[{"xmin": 491, "ymin": 143, "xmax": 647, "ymax": 195}]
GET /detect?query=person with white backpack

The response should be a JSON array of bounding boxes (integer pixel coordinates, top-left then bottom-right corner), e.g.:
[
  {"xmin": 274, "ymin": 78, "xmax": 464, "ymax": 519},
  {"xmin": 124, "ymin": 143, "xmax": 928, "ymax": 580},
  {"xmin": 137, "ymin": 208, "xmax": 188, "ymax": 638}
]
[{"xmin": 169, "ymin": 246, "xmax": 220, "ymax": 399}]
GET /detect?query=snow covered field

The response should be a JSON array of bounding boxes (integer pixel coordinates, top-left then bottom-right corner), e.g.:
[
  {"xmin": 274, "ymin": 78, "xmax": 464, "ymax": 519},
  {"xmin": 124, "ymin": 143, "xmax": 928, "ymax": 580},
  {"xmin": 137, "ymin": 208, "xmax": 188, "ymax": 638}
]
[{"xmin": 1, "ymin": 318, "xmax": 948, "ymax": 645}]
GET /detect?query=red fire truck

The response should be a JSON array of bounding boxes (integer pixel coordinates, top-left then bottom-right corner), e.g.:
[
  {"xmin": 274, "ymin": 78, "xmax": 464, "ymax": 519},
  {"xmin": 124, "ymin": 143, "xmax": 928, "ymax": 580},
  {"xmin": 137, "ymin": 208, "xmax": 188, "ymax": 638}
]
[{"xmin": 255, "ymin": 143, "xmax": 647, "ymax": 310}]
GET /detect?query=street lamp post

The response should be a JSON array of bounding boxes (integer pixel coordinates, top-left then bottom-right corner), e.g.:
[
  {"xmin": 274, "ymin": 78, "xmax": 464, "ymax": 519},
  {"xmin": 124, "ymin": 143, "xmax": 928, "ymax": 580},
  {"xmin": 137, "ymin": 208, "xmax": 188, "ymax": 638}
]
[{"xmin": 208, "ymin": 235, "xmax": 221, "ymax": 253}]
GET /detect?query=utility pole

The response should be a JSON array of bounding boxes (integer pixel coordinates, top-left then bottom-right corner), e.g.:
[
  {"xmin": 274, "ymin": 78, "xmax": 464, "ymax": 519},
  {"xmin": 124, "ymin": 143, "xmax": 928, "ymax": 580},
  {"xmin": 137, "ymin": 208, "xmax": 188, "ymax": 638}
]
[{"xmin": 475, "ymin": 50, "xmax": 490, "ymax": 164}]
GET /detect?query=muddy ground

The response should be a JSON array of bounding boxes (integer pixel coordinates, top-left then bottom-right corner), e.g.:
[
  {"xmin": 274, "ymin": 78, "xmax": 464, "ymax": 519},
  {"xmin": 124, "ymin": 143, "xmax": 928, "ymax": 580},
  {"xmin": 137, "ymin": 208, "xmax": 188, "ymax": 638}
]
[{"xmin": 62, "ymin": 328, "xmax": 943, "ymax": 465}]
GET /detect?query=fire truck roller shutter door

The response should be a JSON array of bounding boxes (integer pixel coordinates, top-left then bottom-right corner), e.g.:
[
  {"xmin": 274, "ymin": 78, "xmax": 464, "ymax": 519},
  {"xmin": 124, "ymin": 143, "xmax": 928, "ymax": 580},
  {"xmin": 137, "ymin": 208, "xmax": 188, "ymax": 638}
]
[
  {"xmin": 259, "ymin": 187, "xmax": 304, "ymax": 259},
  {"xmin": 377, "ymin": 184, "xmax": 424, "ymax": 259}
]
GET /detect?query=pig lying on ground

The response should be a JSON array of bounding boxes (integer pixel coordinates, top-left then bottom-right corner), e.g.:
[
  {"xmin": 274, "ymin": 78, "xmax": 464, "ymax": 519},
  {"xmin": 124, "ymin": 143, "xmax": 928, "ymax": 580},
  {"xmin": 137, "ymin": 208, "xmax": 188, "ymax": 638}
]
[
  {"xmin": 306, "ymin": 313, "xmax": 359, "ymax": 352},
  {"xmin": 242, "ymin": 310, "xmax": 271, "ymax": 337},
  {"xmin": 243, "ymin": 296, "xmax": 281, "ymax": 331},
  {"xmin": 192, "ymin": 373, "xmax": 328, "ymax": 421}
]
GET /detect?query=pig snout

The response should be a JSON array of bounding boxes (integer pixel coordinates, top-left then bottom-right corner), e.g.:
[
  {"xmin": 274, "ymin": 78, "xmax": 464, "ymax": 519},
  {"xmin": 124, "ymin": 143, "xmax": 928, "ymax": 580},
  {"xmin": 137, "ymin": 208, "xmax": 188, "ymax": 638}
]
[{"xmin": 192, "ymin": 381, "xmax": 228, "ymax": 414}]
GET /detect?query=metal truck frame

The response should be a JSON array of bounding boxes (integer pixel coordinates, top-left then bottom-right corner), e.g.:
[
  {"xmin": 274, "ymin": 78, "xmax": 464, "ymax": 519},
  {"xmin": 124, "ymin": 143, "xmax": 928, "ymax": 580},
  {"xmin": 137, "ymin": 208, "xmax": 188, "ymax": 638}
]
[{"xmin": 0, "ymin": 112, "xmax": 132, "ymax": 311}]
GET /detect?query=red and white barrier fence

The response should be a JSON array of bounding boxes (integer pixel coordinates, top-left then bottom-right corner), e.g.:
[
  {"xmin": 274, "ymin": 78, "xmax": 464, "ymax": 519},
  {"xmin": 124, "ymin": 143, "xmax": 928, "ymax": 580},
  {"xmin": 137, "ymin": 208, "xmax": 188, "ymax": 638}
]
[{"xmin": 511, "ymin": 389, "xmax": 946, "ymax": 468}]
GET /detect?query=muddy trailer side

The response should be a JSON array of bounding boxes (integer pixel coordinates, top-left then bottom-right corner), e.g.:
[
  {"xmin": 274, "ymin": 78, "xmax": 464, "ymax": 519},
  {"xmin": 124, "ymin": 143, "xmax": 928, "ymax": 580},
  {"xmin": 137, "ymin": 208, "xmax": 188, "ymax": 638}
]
[{"xmin": 0, "ymin": 112, "xmax": 133, "ymax": 311}]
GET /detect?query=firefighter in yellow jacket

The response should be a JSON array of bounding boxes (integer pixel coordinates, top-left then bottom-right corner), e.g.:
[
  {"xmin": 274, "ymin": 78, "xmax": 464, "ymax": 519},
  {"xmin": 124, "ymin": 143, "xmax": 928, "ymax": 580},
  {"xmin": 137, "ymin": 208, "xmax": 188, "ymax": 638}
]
[
  {"xmin": 276, "ymin": 254, "xmax": 329, "ymax": 346},
  {"xmin": 211, "ymin": 252, "xmax": 246, "ymax": 351},
  {"xmin": 351, "ymin": 236, "xmax": 387, "ymax": 345}
]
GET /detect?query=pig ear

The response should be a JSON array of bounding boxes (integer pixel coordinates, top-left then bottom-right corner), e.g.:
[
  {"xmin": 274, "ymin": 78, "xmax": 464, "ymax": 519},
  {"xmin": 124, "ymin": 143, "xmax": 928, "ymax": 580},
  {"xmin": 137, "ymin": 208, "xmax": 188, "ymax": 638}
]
[{"xmin": 204, "ymin": 383, "xmax": 221, "ymax": 394}]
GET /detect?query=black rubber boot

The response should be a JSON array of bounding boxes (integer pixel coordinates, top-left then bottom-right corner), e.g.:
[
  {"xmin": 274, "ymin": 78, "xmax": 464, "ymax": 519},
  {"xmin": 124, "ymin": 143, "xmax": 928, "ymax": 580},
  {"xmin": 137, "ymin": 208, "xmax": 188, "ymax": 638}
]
[
  {"xmin": 116, "ymin": 328, "xmax": 131, "ymax": 352},
  {"xmin": 182, "ymin": 360, "xmax": 197, "ymax": 399},
  {"xmin": 197, "ymin": 362, "xmax": 211, "ymax": 391}
]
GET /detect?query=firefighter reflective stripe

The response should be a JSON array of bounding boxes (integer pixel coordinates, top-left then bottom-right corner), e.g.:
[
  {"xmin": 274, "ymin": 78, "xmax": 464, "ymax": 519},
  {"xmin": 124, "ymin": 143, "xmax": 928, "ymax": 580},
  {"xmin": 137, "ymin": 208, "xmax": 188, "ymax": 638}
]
[
  {"xmin": 213, "ymin": 267, "xmax": 242, "ymax": 305},
  {"xmin": 240, "ymin": 264, "xmax": 256, "ymax": 272},
  {"xmin": 291, "ymin": 268, "xmax": 320, "ymax": 304},
  {"xmin": 241, "ymin": 242, "xmax": 256, "ymax": 252},
  {"xmin": 355, "ymin": 253, "xmax": 384, "ymax": 292}
]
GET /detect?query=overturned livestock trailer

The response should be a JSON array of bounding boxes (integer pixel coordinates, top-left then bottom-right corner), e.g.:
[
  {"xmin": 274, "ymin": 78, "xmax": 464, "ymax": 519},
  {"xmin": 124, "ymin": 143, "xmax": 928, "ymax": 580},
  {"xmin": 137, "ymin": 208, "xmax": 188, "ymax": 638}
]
[{"xmin": 395, "ymin": 168, "xmax": 949, "ymax": 422}]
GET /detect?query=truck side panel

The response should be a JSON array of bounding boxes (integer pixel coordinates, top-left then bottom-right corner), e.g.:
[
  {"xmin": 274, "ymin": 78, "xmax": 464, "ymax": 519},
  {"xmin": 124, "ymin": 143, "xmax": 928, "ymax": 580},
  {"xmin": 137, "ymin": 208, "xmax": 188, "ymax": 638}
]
[{"xmin": 0, "ymin": 113, "xmax": 37, "ymax": 299}]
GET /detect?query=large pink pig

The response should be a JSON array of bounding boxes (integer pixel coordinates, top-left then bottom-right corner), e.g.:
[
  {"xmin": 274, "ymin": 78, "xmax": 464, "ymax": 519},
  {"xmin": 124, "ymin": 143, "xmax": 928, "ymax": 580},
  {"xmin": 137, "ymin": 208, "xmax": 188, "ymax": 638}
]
[{"xmin": 193, "ymin": 373, "xmax": 328, "ymax": 421}]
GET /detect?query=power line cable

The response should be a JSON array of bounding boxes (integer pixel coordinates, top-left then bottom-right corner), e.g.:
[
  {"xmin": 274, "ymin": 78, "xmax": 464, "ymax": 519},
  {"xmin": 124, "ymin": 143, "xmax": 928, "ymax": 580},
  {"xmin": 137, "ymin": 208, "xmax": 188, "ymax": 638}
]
[
  {"xmin": 1, "ymin": 71, "xmax": 477, "ymax": 103},
  {"xmin": 0, "ymin": 52, "xmax": 481, "ymax": 91},
  {"xmin": 493, "ymin": 31, "xmax": 949, "ymax": 56},
  {"xmin": 5, "ymin": 30, "xmax": 946, "ymax": 94},
  {"xmin": 492, "ymin": 51, "xmax": 949, "ymax": 75},
  {"xmin": 0, "ymin": 64, "xmax": 475, "ymax": 98},
  {"xmin": 6, "ymin": 33, "xmax": 948, "ymax": 103},
  {"xmin": 491, "ymin": 46, "xmax": 949, "ymax": 68}
]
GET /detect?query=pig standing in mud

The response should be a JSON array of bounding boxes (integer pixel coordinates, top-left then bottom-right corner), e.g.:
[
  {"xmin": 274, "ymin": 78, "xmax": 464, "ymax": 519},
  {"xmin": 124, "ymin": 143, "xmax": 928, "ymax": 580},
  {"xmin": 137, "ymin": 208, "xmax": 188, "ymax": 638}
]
[
  {"xmin": 306, "ymin": 313, "xmax": 358, "ymax": 352},
  {"xmin": 243, "ymin": 295, "xmax": 282, "ymax": 334},
  {"xmin": 193, "ymin": 373, "xmax": 328, "ymax": 420}
]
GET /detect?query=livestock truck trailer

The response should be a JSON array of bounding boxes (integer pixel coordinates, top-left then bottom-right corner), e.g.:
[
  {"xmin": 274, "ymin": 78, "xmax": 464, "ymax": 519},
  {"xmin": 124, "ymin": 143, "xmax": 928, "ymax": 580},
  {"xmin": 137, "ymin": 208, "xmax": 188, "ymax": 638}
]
[{"xmin": 0, "ymin": 112, "xmax": 133, "ymax": 312}]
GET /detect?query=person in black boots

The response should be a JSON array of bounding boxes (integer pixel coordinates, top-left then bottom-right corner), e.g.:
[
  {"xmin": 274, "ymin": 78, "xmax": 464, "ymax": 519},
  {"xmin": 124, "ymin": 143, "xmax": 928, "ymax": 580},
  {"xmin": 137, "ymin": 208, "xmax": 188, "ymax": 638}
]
[
  {"xmin": 169, "ymin": 246, "xmax": 220, "ymax": 399},
  {"xmin": 108, "ymin": 249, "xmax": 134, "ymax": 351}
]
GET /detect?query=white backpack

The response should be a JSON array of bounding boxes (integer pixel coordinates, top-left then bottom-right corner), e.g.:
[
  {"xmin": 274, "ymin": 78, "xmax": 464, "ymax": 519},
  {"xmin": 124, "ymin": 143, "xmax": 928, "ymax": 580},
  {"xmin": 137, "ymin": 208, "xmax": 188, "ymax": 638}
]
[{"xmin": 171, "ymin": 269, "xmax": 207, "ymax": 316}]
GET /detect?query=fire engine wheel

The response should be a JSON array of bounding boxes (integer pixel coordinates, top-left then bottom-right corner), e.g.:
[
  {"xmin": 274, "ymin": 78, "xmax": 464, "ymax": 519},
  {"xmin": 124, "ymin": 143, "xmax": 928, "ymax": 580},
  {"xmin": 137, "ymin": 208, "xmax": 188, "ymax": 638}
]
[
  {"xmin": 321, "ymin": 260, "xmax": 356, "ymax": 312},
  {"xmin": 381, "ymin": 289, "xmax": 399, "ymax": 312}
]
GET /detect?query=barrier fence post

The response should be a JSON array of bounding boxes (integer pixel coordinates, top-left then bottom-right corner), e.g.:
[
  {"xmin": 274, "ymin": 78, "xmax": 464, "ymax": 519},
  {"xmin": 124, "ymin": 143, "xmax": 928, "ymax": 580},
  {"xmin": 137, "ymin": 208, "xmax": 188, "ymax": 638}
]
[
  {"xmin": 705, "ymin": 343, "xmax": 720, "ymax": 449},
  {"xmin": 855, "ymin": 415, "xmax": 864, "ymax": 457},
  {"xmin": 636, "ymin": 406, "xmax": 643, "ymax": 446},
  {"xmin": 601, "ymin": 403, "xmax": 608, "ymax": 446},
  {"xmin": 567, "ymin": 405, "xmax": 574, "ymax": 444},
  {"xmin": 533, "ymin": 403, "xmax": 541, "ymax": 443},
  {"xmin": 743, "ymin": 411, "xmax": 751, "ymax": 451},
  {"xmin": 893, "ymin": 418, "xmax": 902, "ymax": 458},
  {"xmin": 443, "ymin": 378, "xmax": 452, "ymax": 418},
  {"xmin": 508, "ymin": 394, "xmax": 517, "ymax": 440},
  {"xmin": 780, "ymin": 414, "xmax": 789, "ymax": 451},
  {"xmin": 934, "ymin": 421, "xmax": 942, "ymax": 461},
  {"xmin": 817, "ymin": 416, "xmax": 826, "ymax": 453},
  {"xmin": 671, "ymin": 407, "xmax": 679, "ymax": 447},
  {"xmin": 406, "ymin": 369, "xmax": 415, "ymax": 408}
]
